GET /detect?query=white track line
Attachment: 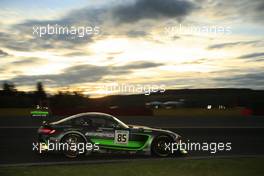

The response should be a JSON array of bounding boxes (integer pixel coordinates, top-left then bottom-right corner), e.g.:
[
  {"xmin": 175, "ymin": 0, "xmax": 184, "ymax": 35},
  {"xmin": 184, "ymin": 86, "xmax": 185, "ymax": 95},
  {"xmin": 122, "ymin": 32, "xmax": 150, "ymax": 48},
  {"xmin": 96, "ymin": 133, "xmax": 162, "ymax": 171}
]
[
  {"xmin": 1, "ymin": 155, "xmax": 264, "ymax": 167},
  {"xmin": 157, "ymin": 126, "xmax": 264, "ymax": 129}
]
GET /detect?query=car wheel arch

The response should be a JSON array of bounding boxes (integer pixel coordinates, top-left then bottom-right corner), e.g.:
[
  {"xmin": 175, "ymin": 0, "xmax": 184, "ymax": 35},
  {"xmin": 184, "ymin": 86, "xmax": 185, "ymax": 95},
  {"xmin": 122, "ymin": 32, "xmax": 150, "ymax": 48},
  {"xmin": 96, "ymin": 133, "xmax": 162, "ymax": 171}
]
[
  {"xmin": 59, "ymin": 131, "xmax": 88, "ymax": 143},
  {"xmin": 152, "ymin": 134, "xmax": 173, "ymax": 142}
]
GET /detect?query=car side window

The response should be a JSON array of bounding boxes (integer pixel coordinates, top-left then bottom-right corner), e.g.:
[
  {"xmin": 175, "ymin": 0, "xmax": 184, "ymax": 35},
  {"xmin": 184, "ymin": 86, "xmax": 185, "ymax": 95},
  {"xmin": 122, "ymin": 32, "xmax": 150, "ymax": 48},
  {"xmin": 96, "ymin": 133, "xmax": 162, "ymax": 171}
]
[
  {"xmin": 70, "ymin": 115, "xmax": 119, "ymax": 128},
  {"xmin": 105, "ymin": 119, "xmax": 118, "ymax": 128},
  {"xmin": 91, "ymin": 117, "xmax": 106, "ymax": 128},
  {"xmin": 72, "ymin": 117, "xmax": 85, "ymax": 126}
]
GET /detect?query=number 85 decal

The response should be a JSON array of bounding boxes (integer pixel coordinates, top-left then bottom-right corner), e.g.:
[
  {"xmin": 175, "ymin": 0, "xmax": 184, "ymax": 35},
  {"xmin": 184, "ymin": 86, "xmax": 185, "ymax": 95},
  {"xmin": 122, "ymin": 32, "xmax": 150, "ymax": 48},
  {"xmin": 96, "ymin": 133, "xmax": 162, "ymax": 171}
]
[{"xmin": 115, "ymin": 130, "xmax": 129, "ymax": 145}]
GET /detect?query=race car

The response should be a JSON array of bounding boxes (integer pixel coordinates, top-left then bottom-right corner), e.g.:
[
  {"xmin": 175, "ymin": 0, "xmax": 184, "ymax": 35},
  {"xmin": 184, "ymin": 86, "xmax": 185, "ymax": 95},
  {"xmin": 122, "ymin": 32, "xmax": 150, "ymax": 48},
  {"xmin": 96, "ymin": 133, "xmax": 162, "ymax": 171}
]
[{"xmin": 37, "ymin": 112, "xmax": 186, "ymax": 158}]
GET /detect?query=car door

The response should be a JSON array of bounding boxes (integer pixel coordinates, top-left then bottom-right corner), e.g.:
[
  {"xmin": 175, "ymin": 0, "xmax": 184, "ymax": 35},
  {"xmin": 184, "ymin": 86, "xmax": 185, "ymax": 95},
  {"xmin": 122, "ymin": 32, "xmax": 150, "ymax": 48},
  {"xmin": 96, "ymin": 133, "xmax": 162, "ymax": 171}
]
[
  {"xmin": 87, "ymin": 116, "xmax": 131, "ymax": 149},
  {"xmin": 88, "ymin": 117, "xmax": 115, "ymax": 148},
  {"xmin": 78, "ymin": 116, "xmax": 147, "ymax": 151},
  {"xmin": 102, "ymin": 121, "xmax": 148, "ymax": 150}
]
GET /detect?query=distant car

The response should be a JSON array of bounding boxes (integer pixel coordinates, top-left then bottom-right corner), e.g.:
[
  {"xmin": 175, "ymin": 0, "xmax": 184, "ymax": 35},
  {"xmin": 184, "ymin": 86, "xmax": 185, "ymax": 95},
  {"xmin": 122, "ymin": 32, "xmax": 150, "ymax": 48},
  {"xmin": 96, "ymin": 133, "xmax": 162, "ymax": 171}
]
[
  {"xmin": 146, "ymin": 101, "xmax": 185, "ymax": 109},
  {"xmin": 37, "ymin": 112, "xmax": 186, "ymax": 158},
  {"xmin": 163, "ymin": 101, "xmax": 184, "ymax": 109},
  {"xmin": 31, "ymin": 105, "xmax": 49, "ymax": 118},
  {"xmin": 145, "ymin": 101, "xmax": 163, "ymax": 109}
]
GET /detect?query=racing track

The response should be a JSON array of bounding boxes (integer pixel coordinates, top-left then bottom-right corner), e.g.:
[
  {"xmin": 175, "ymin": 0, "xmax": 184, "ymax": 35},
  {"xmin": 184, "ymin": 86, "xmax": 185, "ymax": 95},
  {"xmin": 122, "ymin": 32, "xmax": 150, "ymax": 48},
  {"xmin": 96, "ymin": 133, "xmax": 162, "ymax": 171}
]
[{"xmin": 0, "ymin": 115, "xmax": 264, "ymax": 166}]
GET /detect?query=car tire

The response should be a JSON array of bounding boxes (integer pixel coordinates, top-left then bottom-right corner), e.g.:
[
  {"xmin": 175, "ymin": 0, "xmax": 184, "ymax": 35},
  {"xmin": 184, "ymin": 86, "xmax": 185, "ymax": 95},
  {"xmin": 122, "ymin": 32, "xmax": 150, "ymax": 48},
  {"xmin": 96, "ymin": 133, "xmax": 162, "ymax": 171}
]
[
  {"xmin": 151, "ymin": 135, "xmax": 172, "ymax": 157},
  {"xmin": 61, "ymin": 133, "xmax": 86, "ymax": 158}
]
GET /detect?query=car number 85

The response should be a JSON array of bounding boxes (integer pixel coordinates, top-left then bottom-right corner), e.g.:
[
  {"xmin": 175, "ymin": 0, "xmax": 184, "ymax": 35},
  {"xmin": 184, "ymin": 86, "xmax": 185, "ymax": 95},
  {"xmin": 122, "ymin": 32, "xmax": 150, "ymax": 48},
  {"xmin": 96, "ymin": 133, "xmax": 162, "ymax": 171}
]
[{"xmin": 115, "ymin": 130, "xmax": 129, "ymax": 145}]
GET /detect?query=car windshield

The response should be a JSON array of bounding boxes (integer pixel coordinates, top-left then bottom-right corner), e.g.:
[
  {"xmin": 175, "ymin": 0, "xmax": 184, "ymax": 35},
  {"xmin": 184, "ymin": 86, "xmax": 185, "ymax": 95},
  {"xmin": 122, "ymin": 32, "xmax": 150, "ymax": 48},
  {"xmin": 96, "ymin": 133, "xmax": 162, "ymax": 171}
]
[
  {"xmin": 51, "ymin": 113, "xmax": 81, "ymax": 125},
  {"xmin": 111, "ymin": 116, "xmax": 129, "ymax": 129}
]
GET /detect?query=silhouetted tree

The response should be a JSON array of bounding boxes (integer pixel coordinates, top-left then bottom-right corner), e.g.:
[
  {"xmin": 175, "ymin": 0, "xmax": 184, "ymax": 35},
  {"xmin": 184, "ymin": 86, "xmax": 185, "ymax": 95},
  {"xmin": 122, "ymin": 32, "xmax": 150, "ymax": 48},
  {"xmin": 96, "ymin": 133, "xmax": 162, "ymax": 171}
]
[
  {"xmin": 37, "ymin": 82, "xmax": 45, "ymax": 94},
  {"xmin": 2, "ymin": 82, "xmax": 16, "ymax": 94},
  {"xmin": 35, "ymin": 82, "xmax": 47, "ymax": 106}
]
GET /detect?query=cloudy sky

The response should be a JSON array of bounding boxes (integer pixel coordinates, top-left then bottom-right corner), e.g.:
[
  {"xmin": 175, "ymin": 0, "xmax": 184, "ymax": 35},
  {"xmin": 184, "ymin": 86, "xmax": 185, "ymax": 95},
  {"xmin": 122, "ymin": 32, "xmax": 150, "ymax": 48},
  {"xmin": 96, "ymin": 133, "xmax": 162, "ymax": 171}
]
[{"xmin": 0, "ymin": 0, "xmax": 263, "ymax": 96}]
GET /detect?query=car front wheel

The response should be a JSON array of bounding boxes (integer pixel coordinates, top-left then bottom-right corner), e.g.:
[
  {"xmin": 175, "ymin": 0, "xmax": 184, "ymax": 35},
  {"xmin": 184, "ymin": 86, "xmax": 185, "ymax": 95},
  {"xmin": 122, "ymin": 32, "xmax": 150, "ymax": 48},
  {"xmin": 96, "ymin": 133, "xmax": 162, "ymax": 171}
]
[{"xmin": 151, "ymin": 135, "xmax": 172, "ymax": 157}]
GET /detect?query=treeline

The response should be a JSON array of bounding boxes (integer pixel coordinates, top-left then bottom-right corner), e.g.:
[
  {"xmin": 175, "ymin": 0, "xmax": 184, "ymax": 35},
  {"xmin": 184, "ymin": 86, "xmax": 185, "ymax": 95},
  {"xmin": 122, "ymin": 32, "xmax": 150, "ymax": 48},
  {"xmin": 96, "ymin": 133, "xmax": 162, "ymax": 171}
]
[
  {"xmin": 0, "ymin": 82, "xmax": 91, "ymax": 108},
  {"xmin": 0, "ymin": 82, "xmax": 264, "ymax": 109},
  {"xmin": 152, "ymin": 89, "xmax": 264, "ymax": 108}
]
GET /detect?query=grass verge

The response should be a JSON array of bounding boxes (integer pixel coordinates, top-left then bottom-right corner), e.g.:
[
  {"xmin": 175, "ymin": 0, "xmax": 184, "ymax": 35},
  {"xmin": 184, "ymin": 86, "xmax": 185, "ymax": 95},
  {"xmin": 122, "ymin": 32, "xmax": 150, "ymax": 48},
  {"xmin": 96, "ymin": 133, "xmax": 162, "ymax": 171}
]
[{"xmin": 1, "ymin": 157, "xmax": 263, "ymax": 176}]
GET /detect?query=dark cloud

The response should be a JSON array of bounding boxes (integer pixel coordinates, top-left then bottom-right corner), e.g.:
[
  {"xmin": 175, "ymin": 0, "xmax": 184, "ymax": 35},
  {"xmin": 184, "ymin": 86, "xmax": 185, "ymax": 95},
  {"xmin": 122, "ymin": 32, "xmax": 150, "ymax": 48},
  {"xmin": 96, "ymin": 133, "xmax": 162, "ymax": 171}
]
[
  {"xmin": 113, "ymin": 0, "xmax": 196, "ymax": 23},
  {"xmin": 238, "ymin": 52, "xmax": 264, "ymax": 59},
  {"xmin": 126, "ymin": 30, "xmax": 147, "ymax": 38},
  {"xmin": 181, "ymin": 58, "xmax": 208, "ymax": 65},
  {"xmin": 107, "ymin": 51, "xmax": 123, "ymax": 56},
  {"xmin": 0, "ymin": 32, "xmax": 10, "ymax": 41},
  {"xmin": 208, "ymin": 42, "xmax": 242, "ymax": 50},
  {"xmin": 11, "ymin": 57, "xmax": 46, "ymax": 65},
  {"xmin": 118, "ymin": 61, "xmax": 164, "ymax": 70},
  {"xmin": 207, "ymin": 0, "xmax": 264, "ymax": 23},
  {"xmin": 2, "ymin": 0, "xmax": 196, "ymax": 52},
  {"xmin": 246, "ymin": 0, "xmax": 264, "ymax": 23},
  {"xmin": 0, "ymin": 32, "xmax": 39, "ymax": 51},
  {"xmin": 0, "ymin": 49, "xmax": 8, "ymax": 57},
  {"xmin": 11, "ymin": 25, "xmax": 94, "ymax": 51},
  {"xmin": 106, "ymin": 51, "xmax": 123, "ymax": 60},
  {"xmin": 63, "ymin": 51, "xmax": 92, "ymax": 57},
  {"xmin": 172, "ymin": 35, "xmax": 180, "ymax": 40},
  {"xmin": 157, "ymin": 70, "xmax": 264, "ymax": 90},
  {"xmin": 0, "ymin": 30, "xmax": 88, "ymax": 52},
  {"xmin": 5, "ymin": 7, "xmax": 104, "ymax": 52},
  {"xmin": 207, "ymin": 40, "xmax": 262, "ymax": 50},
  {"xmin": 6, "ymin": 65, "xmax": 108, "ymax": 87},
  {"xmin": 213, "ymin": 72, "xmax": 264, "ymax": 89},
  {"xmin": 3, "ymin": 61, "xmax": 163, "ymax": 87},
  {"xmin": 256, "ymin": 1, "xmax": 264, "ymax": 11}
]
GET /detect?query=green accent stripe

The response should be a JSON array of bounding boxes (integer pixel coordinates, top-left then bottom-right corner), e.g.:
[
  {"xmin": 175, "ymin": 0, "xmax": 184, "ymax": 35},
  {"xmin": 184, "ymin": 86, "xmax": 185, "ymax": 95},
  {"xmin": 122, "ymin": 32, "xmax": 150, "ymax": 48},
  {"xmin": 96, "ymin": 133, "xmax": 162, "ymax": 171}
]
[
  {"xmin": 91, "ymin": 134, "xmax": 153, "ymax": 151},
  {"xmin": 31, "ymin": 111, "xmax": 49, "ymax": 115},
  {"xmin": 91, "ymin": 139, "xmax": 144, "ymax": 149}
]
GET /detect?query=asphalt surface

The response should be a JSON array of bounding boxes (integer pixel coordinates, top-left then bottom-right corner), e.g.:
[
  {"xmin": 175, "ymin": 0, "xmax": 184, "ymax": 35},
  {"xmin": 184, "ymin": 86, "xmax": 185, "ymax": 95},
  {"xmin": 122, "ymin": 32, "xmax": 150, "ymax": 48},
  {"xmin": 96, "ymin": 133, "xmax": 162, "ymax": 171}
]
[{"xmin": 0, "ymin": 115, "xmax": 264, "ymax": 165}]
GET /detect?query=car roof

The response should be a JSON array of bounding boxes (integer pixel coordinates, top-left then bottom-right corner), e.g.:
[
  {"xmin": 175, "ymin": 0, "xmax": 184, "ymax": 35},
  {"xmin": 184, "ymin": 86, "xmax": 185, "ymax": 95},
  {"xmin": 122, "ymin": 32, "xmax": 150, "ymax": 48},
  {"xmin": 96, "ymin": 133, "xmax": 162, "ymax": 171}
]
[
  {"xmin": 73, "ymin": 112, "xmax": 113, "ymax": 117},
  {"xmin": 52, "ymin": 112, "xmax": 114, "ymax": 124},
  {"xmin": 68, "ymin": 112, "xmax": 114, "ymax": 119}
]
